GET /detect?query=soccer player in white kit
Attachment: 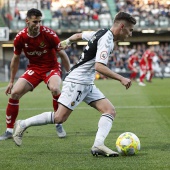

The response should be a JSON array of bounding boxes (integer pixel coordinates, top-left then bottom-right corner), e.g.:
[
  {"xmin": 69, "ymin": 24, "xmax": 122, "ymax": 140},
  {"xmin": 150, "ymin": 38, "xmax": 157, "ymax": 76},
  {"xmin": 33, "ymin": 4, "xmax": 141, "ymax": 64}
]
[{"xmin": 13, "ymin": 11, "xmax": 136, "ymax": 157}]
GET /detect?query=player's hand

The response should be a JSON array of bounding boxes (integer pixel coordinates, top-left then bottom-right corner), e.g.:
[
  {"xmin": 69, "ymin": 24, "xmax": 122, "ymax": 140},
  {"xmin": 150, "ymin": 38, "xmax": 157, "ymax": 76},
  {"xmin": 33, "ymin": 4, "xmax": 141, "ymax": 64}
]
[
  {"xmin": 120, "ymin": 78, "xmax": 132, "ymax": 90},
  {"xmin": 5, "ymin": 82, "xmax": 13, "ymax": 96},
  {"xmin": 58, "ymin": 39, "xmax": 71, "ymax": 50}
]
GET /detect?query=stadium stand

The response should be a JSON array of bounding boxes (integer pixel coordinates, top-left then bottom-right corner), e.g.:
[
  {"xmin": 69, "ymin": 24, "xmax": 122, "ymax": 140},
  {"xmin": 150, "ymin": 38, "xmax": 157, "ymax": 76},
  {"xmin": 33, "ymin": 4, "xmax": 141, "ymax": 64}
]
[{"xmin": 0, "ymin": 0, "xmax": 170, "ymax": 81}]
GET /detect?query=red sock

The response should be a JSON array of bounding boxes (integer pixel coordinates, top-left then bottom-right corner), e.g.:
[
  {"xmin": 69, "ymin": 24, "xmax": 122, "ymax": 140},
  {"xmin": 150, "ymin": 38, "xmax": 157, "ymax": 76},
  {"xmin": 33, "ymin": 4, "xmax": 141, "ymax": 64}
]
[
  {"xmin": 149, "ymin": 73, "xmax": 154, "ymax": 81},
  {"xmin": 53, "ymin": 94, "xmax": 61, "ymax": 112},
  {"xmin": 130, "ymin": 72, "xmax": 137, "ymax": 79},
  {"xmin": 6, "ymin": 98, "xmax": 19, "ymax": 128},
  {"xmin": 140, "ymin": 73, "xmax": 146, "ymax": 82}
]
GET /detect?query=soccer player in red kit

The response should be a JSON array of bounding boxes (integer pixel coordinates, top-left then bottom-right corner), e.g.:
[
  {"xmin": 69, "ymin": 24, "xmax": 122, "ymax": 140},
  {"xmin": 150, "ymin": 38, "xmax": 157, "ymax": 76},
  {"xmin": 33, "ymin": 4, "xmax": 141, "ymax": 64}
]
[
  {"xmin": 139, "ymin": 46, "xmax": 155, "ymax": 86},
  {"xmin": 127, "ymin": 50, "xmax": 139, "ymax": 81},
  {"xmin": 0, "ymin": 8, "xmax": 70, "ymax": 140}
]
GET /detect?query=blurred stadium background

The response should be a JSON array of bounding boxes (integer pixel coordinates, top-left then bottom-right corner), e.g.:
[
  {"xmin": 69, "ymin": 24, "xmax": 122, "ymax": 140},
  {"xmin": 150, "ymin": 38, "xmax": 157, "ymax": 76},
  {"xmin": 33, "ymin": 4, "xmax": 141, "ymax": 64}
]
[{"xmin": 0, "ymin": 0, "xmax": 170, "ymax": 81}]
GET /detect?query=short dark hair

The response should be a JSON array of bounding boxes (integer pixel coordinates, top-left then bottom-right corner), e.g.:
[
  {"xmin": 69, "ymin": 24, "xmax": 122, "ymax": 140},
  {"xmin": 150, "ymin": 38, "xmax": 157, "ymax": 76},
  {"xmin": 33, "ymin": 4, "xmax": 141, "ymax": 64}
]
[
  {"xmin": 114, "ymin": 12, "xmax": 136, "ymax": 25},
  {"xmin": 26, "ymin": 8, "xmax": 42, "ymax": 18}
]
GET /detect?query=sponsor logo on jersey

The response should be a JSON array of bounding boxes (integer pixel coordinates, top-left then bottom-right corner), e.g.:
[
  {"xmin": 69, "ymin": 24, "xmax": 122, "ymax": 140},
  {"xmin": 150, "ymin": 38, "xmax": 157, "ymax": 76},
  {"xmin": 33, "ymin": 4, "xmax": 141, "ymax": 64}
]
[
  {"xmin": 27, "ymin": 50, "xmax": 47, "ymax": 56},
  {"xmin": 71, "ymin": 101, "xmax": 75, "ymax": 106},
  {"xmin": 25, "ymin": 43, "xmax": 28, "ymax": 47},
  {"xmin": 100, "ymin": 51, "xmax": 108, "ymax": 60},
  {"xmin": 39, "ymin": 41, "xmax": 46, "ymax": 48}
]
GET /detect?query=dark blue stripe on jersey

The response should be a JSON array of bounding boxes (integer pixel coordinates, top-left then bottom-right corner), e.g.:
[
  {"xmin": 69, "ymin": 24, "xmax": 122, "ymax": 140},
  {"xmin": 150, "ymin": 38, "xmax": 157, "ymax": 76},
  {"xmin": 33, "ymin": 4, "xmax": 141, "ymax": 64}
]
[{"xmin": 64, "ymin": 28, "xmax": 109, "ymax": 80}]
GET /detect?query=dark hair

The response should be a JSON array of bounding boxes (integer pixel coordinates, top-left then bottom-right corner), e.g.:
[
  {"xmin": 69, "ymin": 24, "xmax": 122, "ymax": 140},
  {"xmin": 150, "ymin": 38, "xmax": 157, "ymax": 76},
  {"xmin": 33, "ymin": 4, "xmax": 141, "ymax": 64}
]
[
  {"xmin": 114, "ymin": 12, "xmax": 136, "ymax": 25},
  {"xmin": 26, "ymin": 8, "xmax": 42, "ymax": 18}
]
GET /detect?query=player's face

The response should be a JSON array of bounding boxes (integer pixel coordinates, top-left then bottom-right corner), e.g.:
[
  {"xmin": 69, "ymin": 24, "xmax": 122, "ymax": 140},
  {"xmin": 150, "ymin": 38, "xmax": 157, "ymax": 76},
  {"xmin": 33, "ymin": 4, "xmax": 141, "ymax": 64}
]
[
  {"xmin": 119, "ymin": 23, "xmax": 134, "ymax": 41},
  {"xmin": 26, "ymin": 16, "xmax": 42, "ymax": 36}
]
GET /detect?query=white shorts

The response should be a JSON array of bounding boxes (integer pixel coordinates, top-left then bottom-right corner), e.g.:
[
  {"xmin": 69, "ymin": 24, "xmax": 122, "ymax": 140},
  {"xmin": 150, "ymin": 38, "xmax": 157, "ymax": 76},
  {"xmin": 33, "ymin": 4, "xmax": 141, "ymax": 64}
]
[{"xmin": 58, "ymin": 81, "xmax": 105, "ymax": 110}]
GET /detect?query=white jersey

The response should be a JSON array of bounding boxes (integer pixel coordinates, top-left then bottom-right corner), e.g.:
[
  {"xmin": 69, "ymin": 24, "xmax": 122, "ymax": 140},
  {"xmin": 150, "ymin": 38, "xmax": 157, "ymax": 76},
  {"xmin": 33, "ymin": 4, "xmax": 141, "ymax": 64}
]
[{"xmin": 65, "ymin": 29, "xmax": 114, "ymax": 84}]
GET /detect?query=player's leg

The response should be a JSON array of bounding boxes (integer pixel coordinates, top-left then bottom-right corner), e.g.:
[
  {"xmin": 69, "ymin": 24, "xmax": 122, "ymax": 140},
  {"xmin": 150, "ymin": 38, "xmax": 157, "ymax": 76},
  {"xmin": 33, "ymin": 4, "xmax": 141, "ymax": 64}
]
[
  {"xmin": 13, "ymin": 105, "xmax": 72, "ymax": 146},
  {"xmin": 131, "ymin": 67, "xmax": 138, "ymax": 80},
  {"xmin": 13, "ymin": 82, "xmax": 85, "ymax": 146},
  {"xmin": 139, "ymin": 65, "xmax": 147, "ymax": 86},
  {"xmin": 0, "ymin": 68, "xmax": 42, "ymax": 141},
  {"xmin": 90, "ymin": 99, "xmax": 118, "ymax": 157},
  {"xmin": 0, "ymin": 78, "xmax": 32, "ymax": 140},
  {"xmin": 128, "ymin": 67, "xmax": 134, "ymax": 80},
  {"xmin": 148, "ymin": 67, "xmax": 154, "ymax": 82},
  {"xmin": 47, "ymin": 71, "xmax": 66, "ymax": 138},
  {"xmin": 84, "ymin": 86, "xmax": 118, "ymax": 157}
]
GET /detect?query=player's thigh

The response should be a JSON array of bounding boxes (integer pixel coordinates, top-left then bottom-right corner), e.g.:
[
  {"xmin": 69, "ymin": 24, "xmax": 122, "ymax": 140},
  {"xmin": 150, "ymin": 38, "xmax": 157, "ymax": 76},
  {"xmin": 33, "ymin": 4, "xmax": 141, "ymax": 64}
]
[
  {"xmin": 90, "ymin": 98, "xmax": 116, "ymax": 116},
  {"xmin": 11, "ymin": 78, "xmax": 33, "ymax": 98},
  {"xmin": 48, "ymin": 75, "xmax": 61, "ymax": 93},
  {"xmin": 46, "ymin": 69, "xmax": 62, "ymax": 92},
  {"xmin": 84, "ymin": 85, "xmax": 116, "ymax": 116},
  {"xmin": 58, "ymin": 82, "xmax": 89, "ymax": 110}
]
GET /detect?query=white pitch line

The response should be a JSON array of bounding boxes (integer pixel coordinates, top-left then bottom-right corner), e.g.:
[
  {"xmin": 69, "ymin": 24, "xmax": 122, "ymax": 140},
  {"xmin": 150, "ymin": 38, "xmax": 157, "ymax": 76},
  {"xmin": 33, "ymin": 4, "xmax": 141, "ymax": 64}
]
[{"xmin": 0, "ymin": 105, "xmax": 170, "ymax": 111}]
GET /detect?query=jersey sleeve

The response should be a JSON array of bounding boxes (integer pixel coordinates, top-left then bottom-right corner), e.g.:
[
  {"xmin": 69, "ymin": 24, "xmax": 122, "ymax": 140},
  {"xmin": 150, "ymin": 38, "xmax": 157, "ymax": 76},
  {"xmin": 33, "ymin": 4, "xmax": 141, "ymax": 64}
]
[
  {"xmin": 95, "ymin": 32, "xmax": 113, "ymax": 65},
  {"xmin": 82, "ymin": 31, "xmax": 96, "ymax": 41},
  {"xmin": 13, "ymin": 34, "xmax": 23, "ymax": 55}
]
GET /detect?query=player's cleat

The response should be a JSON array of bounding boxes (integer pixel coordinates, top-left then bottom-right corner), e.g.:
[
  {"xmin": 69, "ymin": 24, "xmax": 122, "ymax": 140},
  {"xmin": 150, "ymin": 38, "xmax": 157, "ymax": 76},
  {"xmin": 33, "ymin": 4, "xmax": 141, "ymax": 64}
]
[
  {"xmin": 13, "ymin": 120, "xmax": 26, "ymax": 146},
  {"xmin": 138, "ymin": 82, "xmax": 146, "ymax": 86},
  {"xmin": 56, "ymin": 124, "xmax": 66, "ymax": 138},
  {"xmin": 0, "ymin": 131, "xmax": 13, "ymax": 141},
  {"xmin": 91, "ymin": 145, "xmax": 119, "ymax": 157}
]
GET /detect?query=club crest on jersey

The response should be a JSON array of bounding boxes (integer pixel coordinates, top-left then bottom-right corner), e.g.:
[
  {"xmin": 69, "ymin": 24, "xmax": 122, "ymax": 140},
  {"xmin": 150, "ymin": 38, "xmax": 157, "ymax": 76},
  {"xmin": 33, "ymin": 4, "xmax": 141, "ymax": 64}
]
[
  {"xmin": 39, "ymin": 41, "xmax": 46, "ymax": 48},
  {"xmin": 71, "ymin": 101, "xmax": 75, "ymax": 106},
  {"xmin": 25, "ymin": 43, "xmax": 28, "ymax": 47},
  {"xmin": 100, "ymin": 51, "xmax": 108, "ymax": 60}
]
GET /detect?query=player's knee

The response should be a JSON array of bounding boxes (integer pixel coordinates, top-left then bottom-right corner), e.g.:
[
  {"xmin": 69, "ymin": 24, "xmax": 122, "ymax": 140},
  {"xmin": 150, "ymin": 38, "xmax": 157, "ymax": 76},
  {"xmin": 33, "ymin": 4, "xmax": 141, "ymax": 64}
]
[
  {"xmin": 106, "ymin": 106, "xmax": 116, "ymax": 118},
  {"xmin": 54, "ymin": 114, "xmax": 67, "ymax": 124},
  {"xmin": 50, "ymin": 86, "xmax": 60, "ymax": 95},
  {"xmin": 110, "ymin": 107, "xmax": 116, "ymax": 118},
  {"xmin": 11, "ymin": 91, "xmax": 21, "ymax": 100}
]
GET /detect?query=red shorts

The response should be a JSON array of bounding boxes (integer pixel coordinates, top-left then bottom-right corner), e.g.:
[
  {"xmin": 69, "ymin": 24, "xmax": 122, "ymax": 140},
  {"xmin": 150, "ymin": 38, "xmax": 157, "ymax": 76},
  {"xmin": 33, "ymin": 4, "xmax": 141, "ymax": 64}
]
[
  {"xmin": 140, "ymin": 64, "xmax": 147, "ymax": 71},
  {"xmin": 20, "ymin": 67, "xmax": 61, "ymax": 89},
  {"xmin": 140, "ymin": 64, "xmax": 152, "ymax": 71}
]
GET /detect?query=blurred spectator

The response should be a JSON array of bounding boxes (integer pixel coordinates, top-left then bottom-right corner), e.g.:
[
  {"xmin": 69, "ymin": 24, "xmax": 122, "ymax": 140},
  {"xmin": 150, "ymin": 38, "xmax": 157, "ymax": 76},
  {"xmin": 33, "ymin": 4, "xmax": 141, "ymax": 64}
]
[
  {"xmin": 93, "ymin": 0, "xmax": 101, "ymax": 13},
  {"xmin": 14, "ymin": 7, "xmax": 21, "ymax": 20},
  {"xmin": 116, "ymin": 0, "xmax": 170, "ymax": 27},
  {"xmin": 92, "ymin": 11, "xmax": 99, "ymax": 20}
]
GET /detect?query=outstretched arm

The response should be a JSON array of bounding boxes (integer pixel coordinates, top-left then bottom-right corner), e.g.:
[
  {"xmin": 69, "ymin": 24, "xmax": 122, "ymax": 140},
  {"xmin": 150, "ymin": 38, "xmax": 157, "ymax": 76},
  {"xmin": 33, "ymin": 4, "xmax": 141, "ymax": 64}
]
[
  {"xmin": 95, "ymin": 62, "xmax": 132, "ymax": 89},
  {"xmin": 6, "ymin": 54, "xmax": 20, "ymax": 95},
  {"xmin": 59, "ymin": 33, "xmax": 83, "ymax": 49},
  {"xmin": 57, "ymin": 50, "xmax": 70, "ymax": 72}
]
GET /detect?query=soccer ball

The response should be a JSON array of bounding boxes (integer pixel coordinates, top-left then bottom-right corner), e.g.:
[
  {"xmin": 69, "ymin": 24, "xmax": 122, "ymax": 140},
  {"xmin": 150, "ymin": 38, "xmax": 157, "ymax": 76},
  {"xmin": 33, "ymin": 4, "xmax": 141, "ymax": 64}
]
[{"xmin": 116, "ymin": 132, "xmax": 140, "ymax": 156}]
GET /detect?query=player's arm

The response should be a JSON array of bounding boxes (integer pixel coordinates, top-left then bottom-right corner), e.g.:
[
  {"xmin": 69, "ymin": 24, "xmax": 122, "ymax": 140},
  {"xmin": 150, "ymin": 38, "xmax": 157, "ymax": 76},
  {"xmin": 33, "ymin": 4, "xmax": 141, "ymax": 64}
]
[
  {"xmin": 5, "ymin": 54, "xmax": 20, "ymax": 95},
  {"xmin": 57, "ymin": 50, "xmax": 70, "ymax": 72},
  {"xmin": 95, "ymin": 62, "xmax": 131, "ymax": 89},
  {"xmin": 59, "ymin": 31, "xmax": 96, "ymax": 49},
  {"xmin": 59, "ymin": 33, "xmax": 83, "ymax": 49}
]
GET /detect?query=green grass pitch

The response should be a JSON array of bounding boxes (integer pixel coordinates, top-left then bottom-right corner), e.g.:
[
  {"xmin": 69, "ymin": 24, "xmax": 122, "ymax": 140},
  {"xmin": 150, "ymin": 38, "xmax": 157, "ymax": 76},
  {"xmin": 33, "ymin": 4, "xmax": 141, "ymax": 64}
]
[{"xmin": 0, "ymin": 78, "xmax": 170, "ymax": 170}]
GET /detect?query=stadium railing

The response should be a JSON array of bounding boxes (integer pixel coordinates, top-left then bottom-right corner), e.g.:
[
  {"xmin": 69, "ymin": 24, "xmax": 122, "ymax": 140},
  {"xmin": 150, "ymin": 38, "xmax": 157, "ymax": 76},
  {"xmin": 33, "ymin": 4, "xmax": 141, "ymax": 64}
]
[{"xmin": 7, "ymin": 17, "xmax": 170, "ymax": 32}]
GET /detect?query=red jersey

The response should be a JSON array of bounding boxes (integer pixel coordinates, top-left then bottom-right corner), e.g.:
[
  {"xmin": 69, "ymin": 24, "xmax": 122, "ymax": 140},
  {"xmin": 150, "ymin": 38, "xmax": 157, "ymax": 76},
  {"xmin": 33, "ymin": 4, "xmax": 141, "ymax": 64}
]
[
  {"xmin": 140, "ymin": 50, "xmax": 155, "ymax": 65},
  {"xmin": 128, "ymin": 55, "xmax": 138, "ymax": 66},
  {"xmin": 14, "ymin": 26, "xmax": 61, "ymax": 72}
]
